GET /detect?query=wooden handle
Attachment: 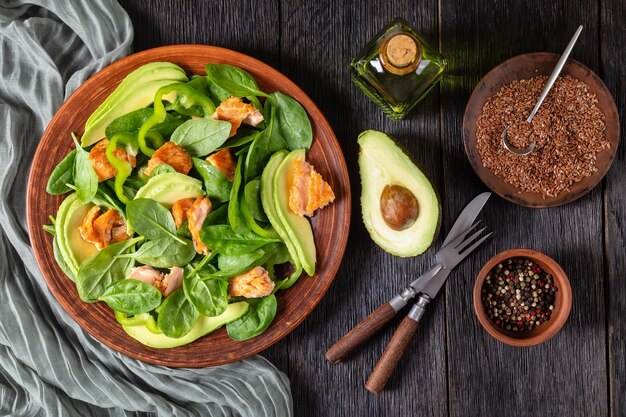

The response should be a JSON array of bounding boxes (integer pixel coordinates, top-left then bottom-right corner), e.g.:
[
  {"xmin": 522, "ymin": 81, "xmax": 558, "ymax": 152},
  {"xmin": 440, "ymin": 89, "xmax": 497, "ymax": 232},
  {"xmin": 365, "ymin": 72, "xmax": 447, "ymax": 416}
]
[
  {"xmin": 325, "ymin": 303, "xmax": 397, "ymax": 364},
  {"xmin": 365, "ymin": 315, "xmax": 419, "ymax": 394}
]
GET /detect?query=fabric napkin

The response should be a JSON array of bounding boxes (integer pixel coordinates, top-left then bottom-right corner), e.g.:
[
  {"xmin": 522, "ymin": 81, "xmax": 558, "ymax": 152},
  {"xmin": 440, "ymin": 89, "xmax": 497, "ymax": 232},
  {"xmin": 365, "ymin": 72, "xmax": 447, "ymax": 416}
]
[{"xmin": 0, "ymin": 1, "xmax": 292, "ymax": 416}]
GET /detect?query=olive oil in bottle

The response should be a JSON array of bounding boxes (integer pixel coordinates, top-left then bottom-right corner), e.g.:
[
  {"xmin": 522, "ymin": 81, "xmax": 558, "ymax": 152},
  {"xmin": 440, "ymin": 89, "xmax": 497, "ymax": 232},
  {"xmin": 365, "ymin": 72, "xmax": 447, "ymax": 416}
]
[{"xmin": 351, "ymin": 18, "xmax": 447, "ymax": 120}]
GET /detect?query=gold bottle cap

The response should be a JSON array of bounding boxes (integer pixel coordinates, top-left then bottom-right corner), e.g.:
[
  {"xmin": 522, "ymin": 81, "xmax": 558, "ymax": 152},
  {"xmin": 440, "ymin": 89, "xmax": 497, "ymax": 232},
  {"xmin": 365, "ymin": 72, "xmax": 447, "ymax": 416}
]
[{"xmin": 379, "ymin": 33, "xmax": 422, "ymax": 75}]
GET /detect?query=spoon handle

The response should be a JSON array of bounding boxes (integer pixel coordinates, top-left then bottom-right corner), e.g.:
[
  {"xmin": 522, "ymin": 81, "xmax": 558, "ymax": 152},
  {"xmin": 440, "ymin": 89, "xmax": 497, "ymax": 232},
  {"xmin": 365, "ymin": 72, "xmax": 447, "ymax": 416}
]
[{"xmin": 527, "ymin": 25, "xmax": 583, "ymax": 123}]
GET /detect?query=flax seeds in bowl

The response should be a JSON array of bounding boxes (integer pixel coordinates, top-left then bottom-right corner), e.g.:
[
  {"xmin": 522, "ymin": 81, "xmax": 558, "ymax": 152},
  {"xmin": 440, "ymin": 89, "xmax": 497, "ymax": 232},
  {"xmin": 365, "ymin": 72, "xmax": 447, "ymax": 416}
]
[{"xmin": 475, "ymin": 75, "xmax": 609, "ymax": 198}]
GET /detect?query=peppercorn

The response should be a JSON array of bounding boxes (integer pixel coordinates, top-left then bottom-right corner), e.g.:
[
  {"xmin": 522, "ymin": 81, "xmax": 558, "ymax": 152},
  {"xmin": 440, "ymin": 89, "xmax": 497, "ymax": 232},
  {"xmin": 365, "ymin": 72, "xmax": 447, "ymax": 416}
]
[{"xmin": 481, "ymin": 258, "xmax": 558, "ymax": 332}]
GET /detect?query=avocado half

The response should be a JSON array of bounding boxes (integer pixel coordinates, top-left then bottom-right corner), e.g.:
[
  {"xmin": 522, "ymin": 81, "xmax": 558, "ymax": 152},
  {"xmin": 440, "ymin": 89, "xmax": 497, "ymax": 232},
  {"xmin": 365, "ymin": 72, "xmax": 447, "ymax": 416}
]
[{"xmin": 358, "ymin": 130, "xmax": 440, "ymax": 257}]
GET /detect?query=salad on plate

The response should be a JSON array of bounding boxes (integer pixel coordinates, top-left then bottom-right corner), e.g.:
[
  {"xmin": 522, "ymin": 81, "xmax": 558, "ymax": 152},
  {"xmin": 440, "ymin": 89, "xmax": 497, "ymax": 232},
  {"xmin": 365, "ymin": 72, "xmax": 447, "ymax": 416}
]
[{"xmin": 44, "ymin": 61, "xmax": 335, "ymax": 347}]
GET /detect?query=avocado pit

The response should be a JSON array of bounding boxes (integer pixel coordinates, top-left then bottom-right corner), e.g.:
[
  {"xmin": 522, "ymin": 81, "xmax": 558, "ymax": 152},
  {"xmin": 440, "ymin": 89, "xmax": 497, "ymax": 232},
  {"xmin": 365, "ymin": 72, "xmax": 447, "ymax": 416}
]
[{"xmin": 380, "ymin": 184, "xmax": 419, "ymax": 231}]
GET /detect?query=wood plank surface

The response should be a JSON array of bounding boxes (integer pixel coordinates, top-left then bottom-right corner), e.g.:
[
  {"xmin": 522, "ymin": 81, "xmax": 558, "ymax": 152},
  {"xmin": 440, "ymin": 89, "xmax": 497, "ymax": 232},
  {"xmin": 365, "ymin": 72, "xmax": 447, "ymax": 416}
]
[
  {"xmin": 600, "ymin": 0, "xmax": 626, "ymax": 415},
  {"xmin": 117, "ymin": 1, "xmax": 622, "ymax": 415},
  {"xmin": 439, "ymin": 1, "xmax": 608, "ymax": 416}
]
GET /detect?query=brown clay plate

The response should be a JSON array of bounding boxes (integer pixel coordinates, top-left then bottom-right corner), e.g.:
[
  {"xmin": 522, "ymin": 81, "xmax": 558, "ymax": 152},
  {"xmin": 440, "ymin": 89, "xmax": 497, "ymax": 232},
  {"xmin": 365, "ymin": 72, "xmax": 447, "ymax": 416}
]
[
  {"xmin": 463, "ymin": 52, "xmax": 620, "ymax": 208},
  {"xmin": 26, "ymin": 45, "xmax": 351, "ymax": 367}
]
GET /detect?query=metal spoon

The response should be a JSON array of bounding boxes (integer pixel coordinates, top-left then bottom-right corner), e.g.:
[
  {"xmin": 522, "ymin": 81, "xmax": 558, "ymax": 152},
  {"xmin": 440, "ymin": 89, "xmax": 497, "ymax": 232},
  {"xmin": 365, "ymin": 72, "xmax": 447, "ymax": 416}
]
[{"xmin": 502, "ymin": 25, "xmax": 583, "ymax": 156}]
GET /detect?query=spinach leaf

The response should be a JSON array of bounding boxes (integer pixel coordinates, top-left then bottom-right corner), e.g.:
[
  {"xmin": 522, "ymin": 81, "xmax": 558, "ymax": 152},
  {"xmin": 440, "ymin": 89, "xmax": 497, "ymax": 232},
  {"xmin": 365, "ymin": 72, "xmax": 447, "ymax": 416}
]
[
  {"xmin": 192, "ymin": 157, "xmax": 232, "ymax": 202},
  {"xmin": 204, "ymin": 204, "xmax": 229, "ymax": 226},
  {"xmin": 226, "ymin": 294, "xmax": 277, "ymax": 340},
  {"xmin": 275, "ymin": 264, "xmax": 303, "ymax": 290},
  {"xmin": 228, "ymin": 156, "xmax": 249, "ymax": 234},
  {"xmin": 183, "ymin": 273, "xmax": 228, "ymax": 317},
  {"xmin": 214, "ymin": 246, "xmax": 271, "ymax": 277},
  {"xmin": 218, "ymin": 128, "xmax": 259, "ymax": 150},
  {"xmin": 244, "ymin": 178, "xmax": 268, "ymax": 222},
  {"xmin": 98, "ymin": 279, "xmax": 162, "ymax": 315},
  {"xmin": 105, "ymin": 108, "xmax": 184, "ymax": 138},
  {"xmin": 126, "ymin": 198, "xmax": 186, "ymax": 243},
  {"xmin": 267, "ymin": 92, "xmax": 313, "ymax": 150},
  {"xmin": 157, "ymin": 288, "xmax": 199, "ymax": 338},
  {"xmin": 200, "ymin": 225, "xmax": 280, "ymax": 256},
  {"xmin": 134, "ymin": 237, "xmax": 196, "ymax": 267},
  {"xmin": 244, "ymin": 107, "xmax": 286, "ymax": 181},
  {"xmin": 177, "ymin": 220, "xmax": 192, "ymax": 238},
  {"xmin": 93, "ymin": 183, "xmax": 126, "ymax": 218},
  {"xmin": 171, "ymin": 118, "xmax": 231, "ymax": 157},
  {"xmin": 46, "ymin": 150, "xmax": 76, "ymax": 195},
  {"xmin": 205, "ymin": 64, "xmax": 269, "ymax": 98},
  {"xmin": 72, "ymin": 135, "xmax": 98, "ymax": 203},
  {"xmin": 149, "ymin": 163, "xmax": 175, "ymax": 177},
  {"xmin": 76, "ymin": 237, "xmax": 142, "ymax": 302}
]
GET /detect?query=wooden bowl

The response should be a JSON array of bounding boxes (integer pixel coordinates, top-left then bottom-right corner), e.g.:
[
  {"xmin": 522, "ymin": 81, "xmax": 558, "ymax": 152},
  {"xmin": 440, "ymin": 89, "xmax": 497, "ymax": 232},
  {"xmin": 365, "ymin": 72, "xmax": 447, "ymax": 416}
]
[
  {"xmin": 463, "ymin": 53, "xmax": 620, "ymax": 208},
  {"xmin": 26, "ymin": 45, "xmax": 351, "ymax": 367},
  {"xmin": 472, "ymin": 249, "xmax": 572, "ymax": 347}
]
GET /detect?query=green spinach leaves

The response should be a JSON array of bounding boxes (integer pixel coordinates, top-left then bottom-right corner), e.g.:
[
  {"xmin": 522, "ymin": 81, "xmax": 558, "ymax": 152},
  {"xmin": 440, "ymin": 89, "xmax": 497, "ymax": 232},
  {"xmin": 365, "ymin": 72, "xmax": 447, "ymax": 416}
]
[{"xmin": 226, "ymin": 294, "xmax": 277, "ymax": 341}]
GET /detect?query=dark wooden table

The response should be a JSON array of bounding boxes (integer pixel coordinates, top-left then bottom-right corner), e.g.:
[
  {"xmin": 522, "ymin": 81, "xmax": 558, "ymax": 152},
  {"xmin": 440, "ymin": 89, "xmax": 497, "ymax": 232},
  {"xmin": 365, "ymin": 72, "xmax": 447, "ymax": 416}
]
[{"xmin": 120, "ymin": 1, "xmax": 625, "ymax": 415}]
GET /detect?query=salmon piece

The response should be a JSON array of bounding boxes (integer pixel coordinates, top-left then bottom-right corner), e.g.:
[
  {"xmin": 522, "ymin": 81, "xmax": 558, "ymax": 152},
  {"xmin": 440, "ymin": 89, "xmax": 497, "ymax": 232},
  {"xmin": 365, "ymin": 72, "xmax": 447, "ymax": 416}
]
[
  {"xmin": 212, "ymin": 97, "xmax": 264, "ymax": 137},
  {"xmin": 92, "ymin": 209, "xmax": 131, "ymax": 249},
  {"xmin": 128, "ymin": 265, "xmax": 163, "ymax": 286},
  {"xmin": 206, "ymin": 148, "xmax": 236, "ymax": 181},
  {"xmin": 163, "ymin": 267, "xmax": 183, "ymax": 297},
  {"xmin": 229, "ymin": 266, "xmax": 275, "ymax": 298},
  {"xmin": 144, "ymin": 141, "xmax": 192, "ymax": 176},
  {"xmin": 89, "ymin": 139, "xmax": 137, "ymax": 182},
  {"xmin": 127, "ymin": 266, "xmax": 181, "ymax": 297},
  {"xmin": 80, "ymin": 207, "xmax": 130, "ymax": 250},
  {"xmin": 78, "ymin": 206, "xmax": 101, "ymax": 244},
  {"xmin": 171, "ymin": 198, "xmax": 195, "ymax": 229},
  {"xmin": 187, "ymin": 197, "xmax": 212, "ymax": 255},
  {"xmin": 288, "ymin": 159, "xmax": 335, "ymax": 217}
]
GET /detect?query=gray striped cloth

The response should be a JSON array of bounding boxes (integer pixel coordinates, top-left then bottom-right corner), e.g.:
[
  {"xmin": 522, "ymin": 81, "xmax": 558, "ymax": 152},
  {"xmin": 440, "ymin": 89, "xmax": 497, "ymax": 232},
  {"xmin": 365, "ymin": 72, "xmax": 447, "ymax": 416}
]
[{"xmin": 0, "ymin": 1, "xmax": 292, "ymax": 416}]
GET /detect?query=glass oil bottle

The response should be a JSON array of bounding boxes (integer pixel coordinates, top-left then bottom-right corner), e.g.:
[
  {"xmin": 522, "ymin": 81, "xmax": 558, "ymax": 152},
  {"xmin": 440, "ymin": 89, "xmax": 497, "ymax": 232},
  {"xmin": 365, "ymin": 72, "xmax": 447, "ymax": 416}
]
[{"xmin": 350, "ymin": 17, "xmax": 447, "ymax": 120}]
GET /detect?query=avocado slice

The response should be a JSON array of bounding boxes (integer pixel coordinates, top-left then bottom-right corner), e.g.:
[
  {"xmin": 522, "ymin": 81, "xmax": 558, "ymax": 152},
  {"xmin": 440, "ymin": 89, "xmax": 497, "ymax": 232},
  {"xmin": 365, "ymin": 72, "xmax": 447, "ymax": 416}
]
[
  {"xmin": 272, "ymin": 149, "xmax": 316, "ymax": 275},
  {"xmin": 358, "ymin": 130, "xmax": 440, "ymax": 257},
  {"xmin": 82, "ymin": 63, "xmax": 189, "ymax": 146},
  {"xmin": 121, "ymin": 301, "xmax": 249, "ymax": 348},
  {"xmin": 260, "ymin": 151, "xmax": 302, "ymax": 269},
  {"xmin": 54, "ymin": 193, "xmax": 98, "ymax": 278},
  {"xmin": 134, "ymin": 172, "xmax": 204, "ymax": 208}
]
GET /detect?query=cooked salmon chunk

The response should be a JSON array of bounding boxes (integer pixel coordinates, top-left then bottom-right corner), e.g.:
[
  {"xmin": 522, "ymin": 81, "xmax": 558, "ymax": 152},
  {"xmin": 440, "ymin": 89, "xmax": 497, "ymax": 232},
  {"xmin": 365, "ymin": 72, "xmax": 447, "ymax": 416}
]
[
  {"xmin": 206, "ymin": 148, "xmax": 236, "ymax": 181},
  {"xmin": 93, "ymin": 209, "xmax": 131, "ymax": 249},
  {"xmin": 89, "ymin": 139, "xmax": 137, "ymax": 182},
  {"xmin": 212, "ymin": 97, "xmax": 264, "ymax": 137},
  {"xmin": 78, "ymin": 206, "xmax": 101, "ymax": 244},
  {"xmin": 127, "ymin": 266, "xmax": 182, "ymax": 297},
  {"xmin": 79, "ymin": 207, "xmax": 130, "ymax": 250},
  {"xmin": 187, "ymin": 197, "xmax": 212, "ymax": 255},
  {"xmin": 171, "ymin": 198, "xmax": 195, "ymax": 228},
  {"xmin": 144, "ymin": 141, "xmax": 192, "ymax": 176},
  {"xmin": 229, "ymin": 266, "xmax": 275, "ymax": 298},
  {"xmin": 288, "ymin": 158, "xmax": 335, "ymax": 217}
]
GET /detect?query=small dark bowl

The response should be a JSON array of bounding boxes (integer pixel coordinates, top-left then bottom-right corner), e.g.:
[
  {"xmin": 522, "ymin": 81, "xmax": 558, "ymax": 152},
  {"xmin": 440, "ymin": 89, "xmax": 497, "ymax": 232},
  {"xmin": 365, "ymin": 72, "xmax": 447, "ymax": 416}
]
[
  {"xmin": 473, "ymin": 249, "xmax": 572, "ymax": 347},
  {"xmin": 463, "ymin": 52, "xmax": 620, "ymax": 208}
]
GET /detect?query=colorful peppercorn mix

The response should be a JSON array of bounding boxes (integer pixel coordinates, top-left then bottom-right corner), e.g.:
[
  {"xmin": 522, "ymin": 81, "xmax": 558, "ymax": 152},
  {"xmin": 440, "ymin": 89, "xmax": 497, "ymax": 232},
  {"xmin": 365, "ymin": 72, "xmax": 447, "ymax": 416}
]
[{"xmin": 481, "ymin": 258, "xmax": 557, "ymax": 332}]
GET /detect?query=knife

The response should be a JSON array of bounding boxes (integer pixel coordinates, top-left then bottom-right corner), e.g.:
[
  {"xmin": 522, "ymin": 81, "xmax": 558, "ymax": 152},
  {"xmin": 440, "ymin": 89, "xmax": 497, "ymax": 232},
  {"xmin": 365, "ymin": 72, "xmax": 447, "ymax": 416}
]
[{"xmin": 325, "ymin": 192, "xmax": 491, "ymax": 364}]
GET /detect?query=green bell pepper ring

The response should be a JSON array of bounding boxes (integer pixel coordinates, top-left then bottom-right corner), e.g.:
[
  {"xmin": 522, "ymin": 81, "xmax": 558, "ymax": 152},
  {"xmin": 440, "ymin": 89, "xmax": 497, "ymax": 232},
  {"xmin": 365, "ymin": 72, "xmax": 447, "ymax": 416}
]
[{"xmin": 138, "ymin": 83, "xmax": 216, "ymax": 157}]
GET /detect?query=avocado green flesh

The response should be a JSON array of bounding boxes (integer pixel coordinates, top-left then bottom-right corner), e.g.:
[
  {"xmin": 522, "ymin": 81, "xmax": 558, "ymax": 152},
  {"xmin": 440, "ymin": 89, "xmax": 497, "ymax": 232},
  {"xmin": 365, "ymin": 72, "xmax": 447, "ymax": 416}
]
[
  {"xmin": 86, "ymin": 62, "xmax": 186, "ymax": 126},
  {"xmin": 273, "ymin": 149, "xmax": 316, "ymax": 276},
  {"xmin": 122, "ymin": 302, "xmax": 249, "ymax": 348},
  {"xmin": 82, "ymin": 64, "xmax": 189, "ymax": 146},
  {"xmin": 260, "ymin": 151, "xmax": 302, "ymax": 268},
  {"xmin": 358, "ymin": 130, "xmax": 440, "ymax": 257},
  {"xmin": 54, "ymin": 193, "xmax": 98, "ymax": 277},
  {"xmin": 134, "ymin": 172, "xmax": 204, "ymax": 208}
]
